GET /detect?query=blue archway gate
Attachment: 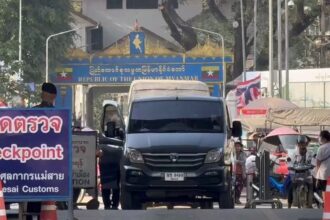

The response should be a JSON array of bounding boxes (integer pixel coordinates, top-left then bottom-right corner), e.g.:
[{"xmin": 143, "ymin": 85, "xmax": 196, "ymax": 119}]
[{"xmin": 51, "ymin": 30, "xmax": 233, "ymax": 124}]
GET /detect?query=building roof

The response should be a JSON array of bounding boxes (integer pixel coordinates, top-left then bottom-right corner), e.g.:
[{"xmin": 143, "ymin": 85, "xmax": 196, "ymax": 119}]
[
  {"xmin": 71, "ymin": 11, "xmax": 98, "ymax": 26},
  {"xmin": 97, "ymin": 26, "xmax": 183, "ymax": 56},
  {"xmin": 95, "ymin": 26, "xmax": 232, "ymax": 57}
]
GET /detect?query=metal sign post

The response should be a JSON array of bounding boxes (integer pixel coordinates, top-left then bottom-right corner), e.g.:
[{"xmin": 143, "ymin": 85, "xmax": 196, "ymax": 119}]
[{"xmin": 250, "ymin": 151, "xmax": 282, "ymax": 208}]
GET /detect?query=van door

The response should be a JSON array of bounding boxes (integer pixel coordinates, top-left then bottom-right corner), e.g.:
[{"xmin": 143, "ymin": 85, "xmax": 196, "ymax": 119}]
[
  {"xmin": 101, "ymin": 101, "xmax": 125, "ymax": 141},
  {"xmin": 99, "ymin": 101, "xmax": 125, "ymax": 163}
]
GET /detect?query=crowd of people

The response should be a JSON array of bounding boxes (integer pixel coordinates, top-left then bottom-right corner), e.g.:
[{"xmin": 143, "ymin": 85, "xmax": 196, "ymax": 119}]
[{"xmin": 233, "ymin": 129, "xmax": 330, "ymax": 208}]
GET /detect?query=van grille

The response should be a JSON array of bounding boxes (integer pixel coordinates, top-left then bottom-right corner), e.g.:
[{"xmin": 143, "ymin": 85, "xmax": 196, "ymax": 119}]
[{"xmin": 142, "ymin": 153, "xmax": 206, "ymax": 170}]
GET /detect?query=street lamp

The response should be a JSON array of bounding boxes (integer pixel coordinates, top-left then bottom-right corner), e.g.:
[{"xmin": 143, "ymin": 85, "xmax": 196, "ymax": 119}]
[
  {"xmin": 46, "ymin": 25, "xmax": 99, "ymax": 82},
  {"xmin": 189, "ymin": 26, "xmax": 226, "ymax": 97},
  {"xmin": 45, "ymin": 27, "xmax": 81, "ymax": 82}
]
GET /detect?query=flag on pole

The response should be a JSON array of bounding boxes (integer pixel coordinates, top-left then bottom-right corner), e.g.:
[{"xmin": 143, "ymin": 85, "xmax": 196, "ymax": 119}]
[
  {"xmin": 236, "ymin": 75, "xmax": 261, "ymax": 113},
  {"xmin": 133, "ymin": 19, "xmax": 140, "ymax": 31}
]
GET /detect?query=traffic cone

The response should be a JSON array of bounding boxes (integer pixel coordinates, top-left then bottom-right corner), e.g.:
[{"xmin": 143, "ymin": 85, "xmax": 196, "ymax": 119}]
[
  {"xmin": 40, "ymin": 201, "xmax": 57, "ymax": 220},
  {"xmin": 323, "ymin": 177, "xmax": 330, "ymax": 220},
  {"xmin": 0, "ymin": 181, "xmax": 7, "ymax": 220}
]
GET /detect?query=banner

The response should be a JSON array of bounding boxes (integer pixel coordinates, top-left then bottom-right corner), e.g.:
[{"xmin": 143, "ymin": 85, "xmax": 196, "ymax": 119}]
[
  {"xmin": 51, "ymin": 56, "xmax": 233, "ymax": 85},
  {"xmin": 72, "ymin": 131, "xmax": 97, "ymax": 188},
  {"xmin": 0, "ymin": 109, "xmax": 71, "ymax": 201}
]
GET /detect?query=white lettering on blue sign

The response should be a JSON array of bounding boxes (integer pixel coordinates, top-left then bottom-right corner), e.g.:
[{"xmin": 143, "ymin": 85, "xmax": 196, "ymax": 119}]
[{"xmin": 0, "ymin": 144, "xmax": 64, "ymax": 163}]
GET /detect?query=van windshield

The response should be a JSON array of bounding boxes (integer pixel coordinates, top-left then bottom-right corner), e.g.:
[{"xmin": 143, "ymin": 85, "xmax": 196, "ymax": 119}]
[{"xmin": 128, "ymin": 100, "xmax": 224, "ymax": 133}]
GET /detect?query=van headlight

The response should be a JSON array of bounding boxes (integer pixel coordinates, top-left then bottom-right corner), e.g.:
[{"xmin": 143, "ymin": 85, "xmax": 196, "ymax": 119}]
[
  {"xmin": 126, "ymin": 148, "xmax": 144, "ymax": 163},
  {"xmin": 205, "ymin": 149, "xmax": 223, "ymax": 163}
]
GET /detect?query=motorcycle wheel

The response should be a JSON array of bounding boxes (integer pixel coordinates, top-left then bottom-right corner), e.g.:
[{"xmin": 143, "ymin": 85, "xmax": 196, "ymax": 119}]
[{"xmin": 297, "ymin": 184, "xmax": 307, "ymax": 209}]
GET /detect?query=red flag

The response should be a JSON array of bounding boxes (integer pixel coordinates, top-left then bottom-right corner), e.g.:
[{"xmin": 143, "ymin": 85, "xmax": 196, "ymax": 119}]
[
  {"xmin": 235, "ymin": 75, "xmax": 261, "ymax": 114},
  {"xmin": 133, "ymin": 19, "xmax": 140, "ymax": 31}
]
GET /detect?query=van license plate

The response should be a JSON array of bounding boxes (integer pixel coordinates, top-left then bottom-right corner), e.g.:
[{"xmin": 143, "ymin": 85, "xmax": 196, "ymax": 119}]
[{"xmin": 164, "ymin": 172, "xmax": 185, "ymax": 181}]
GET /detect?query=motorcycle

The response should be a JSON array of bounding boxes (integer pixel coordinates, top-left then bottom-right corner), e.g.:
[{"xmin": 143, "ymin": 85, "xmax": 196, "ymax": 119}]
[
  {"xmin": 268, "ymin": 159, "xmax": 314, "ymax": 209},
  {"xmin": 288, "ymin": 163, "xmax": 314, "ymax": 208},
  {"xmin": 269, "ymin": 171, "xmax": 291, "ymax": 199}
]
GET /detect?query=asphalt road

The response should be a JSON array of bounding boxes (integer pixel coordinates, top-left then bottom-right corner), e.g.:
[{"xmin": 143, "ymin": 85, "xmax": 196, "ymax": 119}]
[
  {"xmin": 6, "ymin": 190, "xmax": 321, "ymax": 220},
  {"xmin": 56, "ymin": 209, "xmax": 322, "ymax": 220}
]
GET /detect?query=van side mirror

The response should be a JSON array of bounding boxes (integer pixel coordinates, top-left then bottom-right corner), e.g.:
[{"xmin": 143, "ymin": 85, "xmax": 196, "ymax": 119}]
[
  {"xmin": 99, "ymin": 133, "xmax": 124, "ymax": 147},
  {"xmin": 232, "ymin": 121, "xmax": 242, "ymax": 138}
]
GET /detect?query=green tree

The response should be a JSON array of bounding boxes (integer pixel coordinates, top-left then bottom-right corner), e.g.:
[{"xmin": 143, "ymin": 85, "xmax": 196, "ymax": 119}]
[
  {"xmin": 0, "ymin": 0, "xmax": 74, "ymax": 83},
  {"xmin": 160, "ymin": 0, "xmax": 321, "ymax": 81}
]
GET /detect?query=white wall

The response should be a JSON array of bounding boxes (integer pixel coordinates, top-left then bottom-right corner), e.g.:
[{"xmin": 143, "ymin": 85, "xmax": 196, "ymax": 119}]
[
  {"xmin": 246, "ymin": 68, "xmax": 330, "ymax": 89},
  {"xmin": 82, "ymin": 0, "xmax": 203, "ymax": 47},
  {"xmin": 71, "ymin": 13, "xmax": 96, "ymax": 52}
]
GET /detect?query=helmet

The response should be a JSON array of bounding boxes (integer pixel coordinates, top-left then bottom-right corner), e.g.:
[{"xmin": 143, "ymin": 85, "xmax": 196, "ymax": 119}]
[{"xmin": 297, "ymin": 135, "xmax": 309, "ymax": 144}]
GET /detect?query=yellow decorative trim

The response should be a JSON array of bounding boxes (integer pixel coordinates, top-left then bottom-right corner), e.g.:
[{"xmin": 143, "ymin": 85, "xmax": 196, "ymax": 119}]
[
  {"xmin": 98, "ymin": 38, "xmax": 130, "ymax": 56},
  {"xmin": 145, "ymin": 40, "xmax": 179, "ymax": 56},
  {"xmin": 186, "ymin": 40, "xmax": 232, "ymax": 57},
  {"xmin": 66, "ymin": 30, "xmax": 233, "ymax": 60},
  {"xmin": 66, "ymin": 48, "xmax": 89, "ymax": 59}
]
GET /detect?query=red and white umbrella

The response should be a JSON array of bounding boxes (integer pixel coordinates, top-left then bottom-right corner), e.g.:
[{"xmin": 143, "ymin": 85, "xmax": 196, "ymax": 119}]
[{"xmin": 263, "ymin": 127, "xmax": 299, "ymax": 146}]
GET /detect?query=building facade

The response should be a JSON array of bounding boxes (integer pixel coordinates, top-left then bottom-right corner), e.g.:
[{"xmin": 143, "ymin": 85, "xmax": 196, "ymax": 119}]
[{"xmin": 72, "ymin": 0, "xmax": 203, "ymax": 51}]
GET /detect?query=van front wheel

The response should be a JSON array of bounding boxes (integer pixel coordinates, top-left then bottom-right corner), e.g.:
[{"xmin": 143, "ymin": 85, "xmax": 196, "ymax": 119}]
[
  {"xmin": 219, "ymin": 190, "xmax": 234, "ymax": 209},
  {"xmin": 120, "ymin": 188, "xmax": 142, "ymax": 210}
]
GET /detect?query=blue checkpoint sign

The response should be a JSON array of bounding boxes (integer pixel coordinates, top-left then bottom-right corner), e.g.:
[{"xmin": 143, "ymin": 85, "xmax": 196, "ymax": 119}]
[{"xmin": 0, "ymin": 109, "xmax": 72, "ymax": 202}]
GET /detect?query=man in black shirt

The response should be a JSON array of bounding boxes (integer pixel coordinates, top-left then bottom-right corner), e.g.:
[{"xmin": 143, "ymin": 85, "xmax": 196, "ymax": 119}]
[
  {"xmin": 26, "ymin": 82, "xmax": 57, "ymax": 220},
  {"xmin": 34, "ymin": 82, "xmax": 57, "ymax": 108}
]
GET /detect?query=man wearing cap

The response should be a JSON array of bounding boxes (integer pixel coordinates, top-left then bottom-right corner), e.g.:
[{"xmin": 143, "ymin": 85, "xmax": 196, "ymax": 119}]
[
  {"xmin": 287, "ymin": 135, "xmax": 313, "ymax": 208},
  {"xmin": 34, "ymin": 82, "xmax": 57, "ymax": 108},
  {"xmin": 26, "ymin": 82, "xmax": 57, "ymax": 220}
]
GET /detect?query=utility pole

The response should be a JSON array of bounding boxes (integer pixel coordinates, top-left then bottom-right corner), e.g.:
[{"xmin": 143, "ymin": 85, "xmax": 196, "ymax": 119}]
[
  {"xmin": 320, "ymin": 0, "xmax": 326, "ymax": 67},
  {"xmin": 253, "ymin": 0, "xmax": 258, "ymax": 71},
  {"xmin": 277, "ymin": 0, "xmax": 282, "ymax": 98},
  {"xmin": 285, "ymin": 0, "xmax": 289, "ymax": 100},
  {"xmin": 240, "ymin": 0, "xmax": 247, "ymax": 81},
  {"xmin": 269, "ymin": 0, "xmax": 274, "ymax": 97},
  {"xmin": 320, "ymin": 0, "xmax": 330, "ymax": 67}
]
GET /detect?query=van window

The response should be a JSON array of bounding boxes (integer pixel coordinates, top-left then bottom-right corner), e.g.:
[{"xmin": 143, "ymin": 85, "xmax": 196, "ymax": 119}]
[{"xmin": 128, "ymin": 100, "xmax": 224, "ymax": 133}]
